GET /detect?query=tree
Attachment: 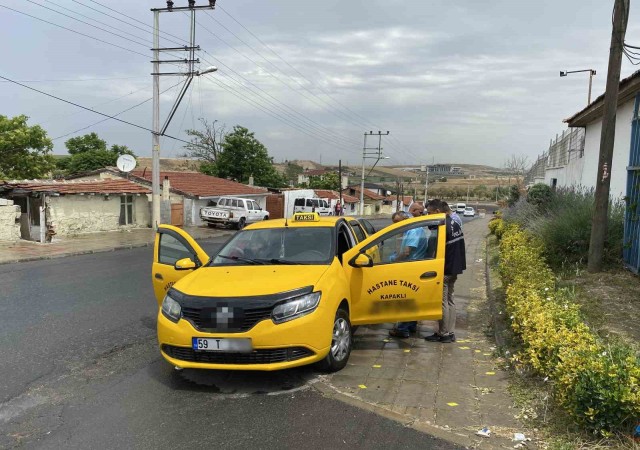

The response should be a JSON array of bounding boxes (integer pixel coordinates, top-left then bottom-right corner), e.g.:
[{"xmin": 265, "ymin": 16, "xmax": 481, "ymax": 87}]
[
  {"xmin": 508, "ymin": 184, "xmax": 520, "ymax": 206},
  {"xmin": 504, "ymin": 154, "xmax": 530, "ymax": 187},
  {"xmin": 65, "ymin": 132, "xmax": 107, "ymax": 155},
  {"xmin": 181, "ymin": 118, "xmax": 226, "ymax": 164},
  {"xmin": 309, "ymin": 172, "xmax": 340, "ymax": 190},
  {"xmin": 212, "ymin": 125, "xmax": 287, "ymax": 187},
  {"xmin": 63, "ymin": 133, "xmax": 136, "ymax": 174},
  {"xmin": 0, "ymin": 114, "xmax": 55, "ymax": 179},
  {"xmin": 284, "ymin": 162, "xmax": 304, "ymax": 186}
]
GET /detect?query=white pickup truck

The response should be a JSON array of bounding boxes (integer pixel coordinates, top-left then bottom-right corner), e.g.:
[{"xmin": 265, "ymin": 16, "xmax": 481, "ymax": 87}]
[{"xmin": 200, "ymin": 197, "xmax": 269, "ymax": 230}]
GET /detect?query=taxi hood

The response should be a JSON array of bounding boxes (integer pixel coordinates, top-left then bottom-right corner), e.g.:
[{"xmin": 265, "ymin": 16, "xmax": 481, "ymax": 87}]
[{"xmin": 173, "ymin": 264, "xmax": 331, "ymax": 298}]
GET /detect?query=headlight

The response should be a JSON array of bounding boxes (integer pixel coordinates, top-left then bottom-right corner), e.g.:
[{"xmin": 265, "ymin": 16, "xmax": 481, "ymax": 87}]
[
  {"xmin": 161, "ymin": 294, "xmax": 182, "ymax": 323},
  {"xmin": 272, "ymin": 291, "xmax": 321, "ymax": 324}
]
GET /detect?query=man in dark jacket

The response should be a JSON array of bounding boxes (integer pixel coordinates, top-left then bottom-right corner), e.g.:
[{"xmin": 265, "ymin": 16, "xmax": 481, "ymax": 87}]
[{"xmin": 424, "ymin": 199, "xmax": 466, "ymax": 343}]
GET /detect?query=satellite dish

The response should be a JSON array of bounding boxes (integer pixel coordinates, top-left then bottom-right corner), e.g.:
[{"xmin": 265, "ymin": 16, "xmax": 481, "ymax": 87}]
[{"xmin": 116, "ymin": 154, "xmax": 137, "ymax": 173}]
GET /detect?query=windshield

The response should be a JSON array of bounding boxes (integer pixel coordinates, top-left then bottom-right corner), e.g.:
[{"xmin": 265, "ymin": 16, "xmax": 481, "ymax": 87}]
[{"xmin": 211, "ymin": 227, "xmax": 334, "ymax": 266}]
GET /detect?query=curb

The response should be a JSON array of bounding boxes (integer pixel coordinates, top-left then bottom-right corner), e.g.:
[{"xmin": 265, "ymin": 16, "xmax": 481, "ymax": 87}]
[
  {"xmin": 485, "ymin": 237, "xmax": 507, "ymax": 348},
  {"xmin": 312, "ymin": 381, "xmax": 473, "ymax": 449},
  {"xmin": 0, "ymin": 231, "xmax": 235, "ymax": 266}
]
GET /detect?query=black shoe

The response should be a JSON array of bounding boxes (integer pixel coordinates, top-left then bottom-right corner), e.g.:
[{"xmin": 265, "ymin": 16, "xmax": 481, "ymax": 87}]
[
  {"xmin": 424, "ymin": 333, "xmax": 442, "ymax": 342},
  {"xmin": 389, "ymin": 329, "xmax": 409, "ymax": 339},
  {"xmin": 439, "ymin": 334, "xmax": 454, "ymax": 343}
]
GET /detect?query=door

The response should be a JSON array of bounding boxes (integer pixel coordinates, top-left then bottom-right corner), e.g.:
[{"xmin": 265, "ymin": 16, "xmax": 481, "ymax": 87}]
[
  {"xmin": 170, "ymin": 203, "xmax": 184, "ymax": 227},
  {"xmin": 152, "ymin": 225, "xmax": 209, "ymax": 306},
  {"xmin": 342, "ymin": 215, "xmax": 446, "ymax": 325}
]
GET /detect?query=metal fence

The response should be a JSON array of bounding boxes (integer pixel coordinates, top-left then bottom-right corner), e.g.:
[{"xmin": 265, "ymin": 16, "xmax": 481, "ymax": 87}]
[{"xmin": 547, "ymin": 128, "xmax": 585, "ymax": 168}]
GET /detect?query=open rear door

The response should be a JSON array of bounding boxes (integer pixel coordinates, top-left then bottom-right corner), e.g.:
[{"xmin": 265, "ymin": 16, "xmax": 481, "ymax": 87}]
[{"xmin": 152, "ymin": 225, "xmax": 209, "ymax": 306}]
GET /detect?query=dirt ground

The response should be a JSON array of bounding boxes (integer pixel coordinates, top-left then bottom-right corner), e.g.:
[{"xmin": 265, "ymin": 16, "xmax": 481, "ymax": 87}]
[{"xmin": 567, "ymin": 268, "xmax": 640, "ymax": 345}]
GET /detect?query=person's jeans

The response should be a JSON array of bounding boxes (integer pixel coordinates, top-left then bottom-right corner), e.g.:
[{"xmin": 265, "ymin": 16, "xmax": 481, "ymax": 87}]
[
  {"xmin": 395, "ymin": 321, "xmax": 417, "ymax": 334},
  {"xmin": 437, "ymin": 275, "xmax": 458, "ymax": 335}
]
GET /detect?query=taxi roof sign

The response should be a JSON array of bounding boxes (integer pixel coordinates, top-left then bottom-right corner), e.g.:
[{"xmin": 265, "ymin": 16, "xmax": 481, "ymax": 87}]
[{"xmin": 292, "ymin": 212, "xmax": 320, "ymax": 222}]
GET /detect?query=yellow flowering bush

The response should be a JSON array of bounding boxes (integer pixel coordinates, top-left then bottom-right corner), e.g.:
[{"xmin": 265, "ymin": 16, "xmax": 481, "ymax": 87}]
[{"xmin": 496, "ymin": 225, "xmax": 640, "ymax": 435}]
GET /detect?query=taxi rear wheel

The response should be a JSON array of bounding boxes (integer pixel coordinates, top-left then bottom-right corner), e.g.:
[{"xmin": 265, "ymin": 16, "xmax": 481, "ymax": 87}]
[{"xmin": 318, "ymin": 308, "xmax": 352, "ymax": 373}]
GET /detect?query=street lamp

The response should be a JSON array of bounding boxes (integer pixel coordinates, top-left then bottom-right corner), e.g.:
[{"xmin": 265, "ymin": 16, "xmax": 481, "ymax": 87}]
[{"xmin": 560, "ymin": 69, "xmax": 596, "ymax": 105}]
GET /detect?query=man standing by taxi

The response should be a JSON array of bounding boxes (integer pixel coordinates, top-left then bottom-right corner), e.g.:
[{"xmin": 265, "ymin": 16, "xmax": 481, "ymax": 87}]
[
  {"xmin": 424, "ymin": 199, "xmax": 466, "ymax": 343},
  {"xmin": 389, "ymin": 202, "xmax": 428, "ymax": 338}
]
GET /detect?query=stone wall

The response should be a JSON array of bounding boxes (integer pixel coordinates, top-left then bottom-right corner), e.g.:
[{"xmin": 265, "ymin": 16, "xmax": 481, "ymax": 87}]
[
  {"xmin": 48, "ymin": 195, "xmax": 150, "ymax": 236},
  {"xmin": 0, "ymin": 199, "xmax": 21, "ymax": 242}
]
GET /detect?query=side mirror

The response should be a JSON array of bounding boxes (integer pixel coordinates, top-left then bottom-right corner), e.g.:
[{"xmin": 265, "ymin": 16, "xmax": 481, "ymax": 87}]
[
  {"xmin": 349, "ymin": 252, "xmax": 373, "ymax": 268},
  {"xmin": 175, "ymin": 257, "xmax": 196, "ymax": 271}
]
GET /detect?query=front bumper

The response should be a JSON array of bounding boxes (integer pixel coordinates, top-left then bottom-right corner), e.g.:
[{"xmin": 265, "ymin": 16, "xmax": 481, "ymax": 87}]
[{"xmin": 157, "ymin": 307, "xmax": 332, "ymax": 371}]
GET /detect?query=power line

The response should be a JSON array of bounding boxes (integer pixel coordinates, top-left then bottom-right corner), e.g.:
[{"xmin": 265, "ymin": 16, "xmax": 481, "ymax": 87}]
[
  {"xmin": 77, "ymin": 0, "xmax": 192, "ymax": 47},
  {"xmin": 200, "ymin": 51, "xmax": 362, "ymax": 148},
  {"xmin": 213, "ymin": 7, "xmax": 422, "ymax": 163},
  {"xmin": 0, "ymin": 74, "xmax": 195, "ymax": 148},
  {"xmin": 200, "ymin": 73, "xmax": 359, "ymax": 153},
  {"xmin": 0, "ymin": 4, "xmax": 150, "ymax": 59},
  {"xmin": 0, "ymin": 76, "xmax": 145, "ymax": 83},
  {"xmin": 70, "ymin": 0, "xmax": 189, "ymax": 48},
  {"xmin": 26, "ymin": 0, "xmax": 151, "ymax": 48},
  {"xmin": 52, "ymin": 80, "xmax": 183, "ymax": 140}
]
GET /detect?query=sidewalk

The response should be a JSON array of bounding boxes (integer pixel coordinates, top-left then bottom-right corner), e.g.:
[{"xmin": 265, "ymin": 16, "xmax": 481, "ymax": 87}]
[
  {"xmin": 318, "ymin": 217, "xmax": 529, "ymax": 449},
  {"xmin": 0, "ymin": 226, "xmax": 234, "ymax": 265}
]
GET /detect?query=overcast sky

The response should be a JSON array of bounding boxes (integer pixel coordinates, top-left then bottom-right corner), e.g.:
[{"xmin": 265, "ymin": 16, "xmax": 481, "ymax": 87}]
[{"xmin": 2, "ymin": 0, "xmax": 639, "ymax": 168}]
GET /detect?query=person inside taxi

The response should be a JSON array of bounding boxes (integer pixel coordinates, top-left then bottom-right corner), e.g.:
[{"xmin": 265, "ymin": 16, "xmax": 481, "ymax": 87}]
[{"xmin": 388, "ymin": 203, "xmax": 428, "ymax": 338}]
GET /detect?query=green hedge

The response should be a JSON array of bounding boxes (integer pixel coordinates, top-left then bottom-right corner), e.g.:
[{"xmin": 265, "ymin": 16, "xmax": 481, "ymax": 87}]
[{"xmin": 491, "ymin": 219, "xmax": 640, "ymax": 436}]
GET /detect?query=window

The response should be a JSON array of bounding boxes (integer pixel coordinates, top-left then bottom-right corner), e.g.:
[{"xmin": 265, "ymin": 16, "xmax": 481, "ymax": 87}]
[
  {"xmin": 232, "ymin": 199, "xmax": 240, "ymax": 208},
  {"xmin": 349, "ymin": 222, "xmax": 366, "ymax": 242},
  {"xmin": 306, "ymin": 199, "xmax": 313, "ymax": 207},
  {"xmin": 294, "ymin": 198, "xmax": 304, "ymax": 206},
  {"xmin": 119, "ymin": 195, "xmax": 134, "ymax": 225},
  {"xmin": 369, "ymin": 223, "xmax": 438, "ymax": 265},
  {"xmin": 158, "ymin": 233, "xmax": 194, "ymax": 265}
]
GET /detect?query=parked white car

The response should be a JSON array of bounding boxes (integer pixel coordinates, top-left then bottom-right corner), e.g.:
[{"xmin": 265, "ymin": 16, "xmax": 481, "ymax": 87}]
[
  {"xmin": 463, "ymin": 206, "xmax": 475, "ymax": 217},
  {"xmin": 200, "ymin": 197, "xmax": 269, "ymax": 229}
]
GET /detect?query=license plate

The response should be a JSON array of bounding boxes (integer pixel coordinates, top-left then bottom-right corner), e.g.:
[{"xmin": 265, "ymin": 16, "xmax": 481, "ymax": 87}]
[
  {"xmin": 203, "ymin": 210, "xmax": 228, "ymax": 218},
  {"xmin": 192, "ymin": 337, "xmax": 252, "ymax": 352}
]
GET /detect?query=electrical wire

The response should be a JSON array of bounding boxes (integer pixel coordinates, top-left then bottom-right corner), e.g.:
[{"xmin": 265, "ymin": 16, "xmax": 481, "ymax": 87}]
[
  {"xmin": 200, "ymin": 73, "xmax": 359, "ymax": 152},
  {"xmin": 0, "ymin": 76, "xmax": 145, "ymax": 83},
  {"xmin": 0, "ymin": 4, "xmax": 150, "ymax": 59},
  {"xmin": 0, "ymin": 74, "xmax": 199, "ymax": 148},
  {"xmin": 25, "ymin": 0, "xmax": 151, "ymax": 48},
  {"xmin": 216, "ymin": 5, "xmax": 423, "ymax": 162},
  {"xmin": 52, "ymin": 80, "xmax": 183, "ymax": 141}
]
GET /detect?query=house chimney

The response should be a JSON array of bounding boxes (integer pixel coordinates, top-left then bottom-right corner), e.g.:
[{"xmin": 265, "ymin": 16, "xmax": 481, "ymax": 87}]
[{"xmin": 248, "ymin": 175, "xmax": 254, "ymax": 186}]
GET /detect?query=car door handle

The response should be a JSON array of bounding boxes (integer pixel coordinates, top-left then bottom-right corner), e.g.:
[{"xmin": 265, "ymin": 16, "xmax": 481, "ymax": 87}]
[
  {"xmin": 420, "ymin": 271, "xmax": 437, "ymax": 279},
  {"xmin": 155, "ymin": 273, "xmax": 163, "ymax": 280}
]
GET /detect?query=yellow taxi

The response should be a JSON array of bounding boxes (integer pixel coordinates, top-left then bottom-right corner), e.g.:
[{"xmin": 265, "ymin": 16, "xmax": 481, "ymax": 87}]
[{"xmin": 152, "ymin": 212, "xmax": 446, "ymax": 372}]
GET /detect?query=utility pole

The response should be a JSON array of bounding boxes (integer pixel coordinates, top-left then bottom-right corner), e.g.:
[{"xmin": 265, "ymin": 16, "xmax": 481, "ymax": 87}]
[
  {"xmin": 588, "ymin": 0, "xmax": 629, "ymax": 273},
  {"xmin": 150, "ymin": 0, "xmax": 217, "ymax": 227},
  {"xmin": 395, "ymin": 179, "xmax": 400, "ymax": 212},
  {"xmin": 359, "ymin": 131, "xmax": 389, "ymax": 215},
  {"xmin": 424, "ymin": 166, "xmax": 429, "ymax": 203}
]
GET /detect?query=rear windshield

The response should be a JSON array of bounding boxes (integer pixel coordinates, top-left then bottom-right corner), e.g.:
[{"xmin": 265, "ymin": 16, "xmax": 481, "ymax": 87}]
[{"xmin": 210, "ymin": 227, "xmax": 335, "ymax": 266}]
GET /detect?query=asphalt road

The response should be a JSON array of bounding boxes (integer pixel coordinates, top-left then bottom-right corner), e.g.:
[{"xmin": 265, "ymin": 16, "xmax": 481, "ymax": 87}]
[{"xmin": 0, "ymin": 232, "xmax": 463, "ymax": 449}]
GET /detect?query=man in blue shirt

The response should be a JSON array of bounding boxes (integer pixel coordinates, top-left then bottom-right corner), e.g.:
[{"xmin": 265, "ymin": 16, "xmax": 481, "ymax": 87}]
[{"xmin": 389, "ymin": 203, "xmax": 428, "ymax": 338}]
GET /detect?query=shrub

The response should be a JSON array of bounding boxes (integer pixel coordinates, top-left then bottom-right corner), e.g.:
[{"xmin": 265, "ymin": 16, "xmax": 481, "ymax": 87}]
[
  {"xmin": 497, "ymin": 225, "xmax": 640, "ymax": 435},
  {"xmin": 527, "ymin": 183, "xmax": 553, "ymax": 207},
  {"xmin": 502, "ymin": 187, "xmax": 625, "ymax": 269}
]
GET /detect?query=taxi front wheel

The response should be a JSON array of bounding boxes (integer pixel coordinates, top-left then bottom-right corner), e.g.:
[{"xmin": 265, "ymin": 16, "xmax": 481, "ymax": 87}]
[{"xmin": 318, "ymin": 308, "xmax": 352, "ymax": 373}]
